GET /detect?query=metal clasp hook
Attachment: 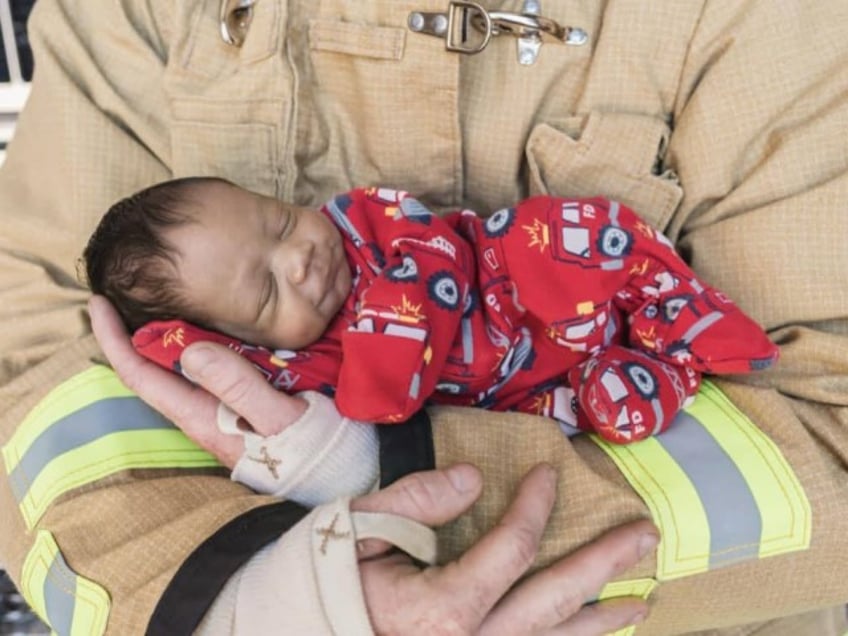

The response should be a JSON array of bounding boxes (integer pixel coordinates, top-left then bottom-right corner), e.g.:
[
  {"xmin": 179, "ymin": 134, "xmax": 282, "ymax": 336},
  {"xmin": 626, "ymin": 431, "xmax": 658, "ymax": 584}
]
[
  {"xmin": 408, "ymin": 1, "xmax": 492, "ymax": 54},
  {"xmin": 220, "ymin": 0, "xmax": 257, "ymax": 47},
  {"xmin": 408, "ymin": 0, "xmax": 587, "ymax": 62}
]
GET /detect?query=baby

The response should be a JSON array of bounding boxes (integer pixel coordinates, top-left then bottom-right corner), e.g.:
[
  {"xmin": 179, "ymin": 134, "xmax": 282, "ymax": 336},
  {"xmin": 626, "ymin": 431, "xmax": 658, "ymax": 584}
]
[{"xmin": 84, "ymin": 178, "xmax": 778, "ymax": 451}]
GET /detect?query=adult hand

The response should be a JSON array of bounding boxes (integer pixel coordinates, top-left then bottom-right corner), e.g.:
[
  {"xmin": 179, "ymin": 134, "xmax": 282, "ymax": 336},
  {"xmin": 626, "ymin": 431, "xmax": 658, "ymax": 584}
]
[
  {"xmin": 88, "ymin": 294, "xmax": 308, "ymax": 468},
  {"xmin": 354, "ymin": 463, "xmax": 657, "ymax": 636}
]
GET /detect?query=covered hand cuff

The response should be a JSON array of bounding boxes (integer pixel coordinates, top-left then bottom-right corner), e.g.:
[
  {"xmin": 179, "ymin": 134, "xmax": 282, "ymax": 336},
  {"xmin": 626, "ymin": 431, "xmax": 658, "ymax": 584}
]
[
  {"xmin": 199, "ymin": 498, "xmax": 437, "ymax": 635},
  {"xmin": 222, "ymin": 391, "xmax": 379, "ymax": 506}
]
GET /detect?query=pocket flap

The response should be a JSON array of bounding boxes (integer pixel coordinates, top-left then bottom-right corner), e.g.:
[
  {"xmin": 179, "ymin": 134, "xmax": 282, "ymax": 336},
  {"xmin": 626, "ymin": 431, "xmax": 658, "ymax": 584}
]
[
  {"xmin": 527, "ymin": 112, "xmax": 683, "ymax": 231},
  {"xmin": 309, "ymin": 19, "xmax": 406, "ymax": 60}
]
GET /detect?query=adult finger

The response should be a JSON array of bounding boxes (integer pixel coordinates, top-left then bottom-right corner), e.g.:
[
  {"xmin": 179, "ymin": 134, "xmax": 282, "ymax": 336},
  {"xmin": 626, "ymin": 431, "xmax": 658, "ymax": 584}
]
[
  {"xmin": 353, "ymin": 463, "xmax": 483, "ymax": 521},
  {"xmin": 357, "ymin": 464, "xmax": 566, "ymax": 636},
  {"xmin": 480, "ymin": 518, "xmax": 658, "ymax": 635},
  {"xmin": 180, "ymin": 342, "xmax": 307, "ymax": 437},
  {"xmin": 384, "ymin": 463, "xmax": 557, "ymax": 628},
  {"xmin": 88, "ymin": 295, "xmax": 243, "ymax": 466},
  {"xmin": 551, "ymin": 596, "xmax": 648, "ymax": 636},
  {"xmin": 390, "ymin": 463, "xmax": 555, "ymax": 626},
  {"xmin": 89, "ymin": 295, "xmax": 212, "ymax": 422},
  {"xmin": 351, "ymin": 463, "xmax": 483, "ymax": 558},
  {"xmin": 357, "ymin": 465, "xmax": 554, "ymax": 636},
  {"xmin": 449, "ymin": 463, "xmax": 557, "ymax": 595}
]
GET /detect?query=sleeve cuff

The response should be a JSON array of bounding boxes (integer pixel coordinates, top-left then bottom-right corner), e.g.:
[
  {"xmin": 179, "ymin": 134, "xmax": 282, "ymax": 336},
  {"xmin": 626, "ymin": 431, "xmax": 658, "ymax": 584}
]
[
  {"xmin": 226, "ymin": 391, "xmax": 380, "ymax": 506},
  {"xmin": 198, "ymin": 499, "xmax": 437, "ymax": 635}
]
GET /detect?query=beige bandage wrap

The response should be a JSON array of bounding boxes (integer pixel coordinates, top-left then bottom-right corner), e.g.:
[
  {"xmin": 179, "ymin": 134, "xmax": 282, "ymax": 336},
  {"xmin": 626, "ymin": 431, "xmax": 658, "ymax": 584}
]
[
  {"xmin": 197, "ymin": 498, "xmax": 437, "ymax": 635},
  {"xmin": 218, "ymin": 391, "xmax": 380, "ymax": 506}
]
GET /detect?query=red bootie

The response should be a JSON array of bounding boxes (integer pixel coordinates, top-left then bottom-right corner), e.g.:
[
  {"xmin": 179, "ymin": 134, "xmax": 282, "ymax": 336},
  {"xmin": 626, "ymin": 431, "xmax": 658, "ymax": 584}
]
[{"xmin": 568, "ymin": 345, "xmax": 701, "ymax": 444}]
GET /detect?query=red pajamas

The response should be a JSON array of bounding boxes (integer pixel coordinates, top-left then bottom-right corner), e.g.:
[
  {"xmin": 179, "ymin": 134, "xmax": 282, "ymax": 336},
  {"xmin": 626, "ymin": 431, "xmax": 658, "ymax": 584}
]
[{"xmin": 134, "ymin": 188, "xmax": 778, "ymax": 443}]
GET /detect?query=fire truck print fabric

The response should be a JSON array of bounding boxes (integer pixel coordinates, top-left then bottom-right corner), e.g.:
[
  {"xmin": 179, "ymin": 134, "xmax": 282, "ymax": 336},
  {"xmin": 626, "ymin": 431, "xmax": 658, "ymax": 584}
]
[{"xmin": 133, "ymin": 188, "xmax": 779, "ymax": 443}]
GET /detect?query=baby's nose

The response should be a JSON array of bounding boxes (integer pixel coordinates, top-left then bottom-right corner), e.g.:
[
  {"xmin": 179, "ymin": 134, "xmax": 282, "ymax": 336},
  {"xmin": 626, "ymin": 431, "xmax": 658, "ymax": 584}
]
[
  {"xmin": 287, "ymin": 260, "xmax": 307, "ymax": 285},
  {"xmin": 285, "ymin": 242, "xmax": 313, "ymax": 285}
]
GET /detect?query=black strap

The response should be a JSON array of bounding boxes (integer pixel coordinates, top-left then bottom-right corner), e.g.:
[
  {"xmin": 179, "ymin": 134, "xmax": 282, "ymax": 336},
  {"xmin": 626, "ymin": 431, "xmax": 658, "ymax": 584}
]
[
  {"xmin": 146, "ymin": 500, "xmax": 308, "ymax": 636},
  {"xmin": 378, "ymin": 408, "xmax": 435, "ymax": 487}
]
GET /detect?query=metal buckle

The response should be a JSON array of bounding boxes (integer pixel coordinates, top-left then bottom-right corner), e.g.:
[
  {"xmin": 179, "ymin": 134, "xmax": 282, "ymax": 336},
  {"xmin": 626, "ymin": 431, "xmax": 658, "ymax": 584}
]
[
  {"xmin": 219, "ymin": 0, "xmax": 257, "ymax": 47},
  {"xmin": 408, "ymin": 1, "xmax": 492, "ymax": 54},
  {"xmin": 408, "ymin": 0, "xmax": 587, "ymax": 62}
]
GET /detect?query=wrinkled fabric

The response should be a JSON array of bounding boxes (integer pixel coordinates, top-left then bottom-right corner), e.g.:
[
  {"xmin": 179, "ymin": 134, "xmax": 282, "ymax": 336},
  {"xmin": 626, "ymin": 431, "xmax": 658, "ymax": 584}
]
[{"xmin": 0, "ymin": 1, "xmax": 846, "ymax": 634}]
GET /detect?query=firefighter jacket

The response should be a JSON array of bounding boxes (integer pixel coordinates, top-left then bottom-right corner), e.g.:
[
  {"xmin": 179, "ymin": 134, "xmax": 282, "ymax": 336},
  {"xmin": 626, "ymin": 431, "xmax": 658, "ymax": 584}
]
[{"xmin": 0, "ymin": 0, "xmax": 846, "ymax": 634}]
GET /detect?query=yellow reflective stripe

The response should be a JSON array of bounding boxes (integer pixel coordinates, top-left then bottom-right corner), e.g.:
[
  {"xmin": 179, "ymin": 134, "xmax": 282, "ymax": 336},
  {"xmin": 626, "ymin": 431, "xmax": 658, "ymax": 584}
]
[
  {"xmin": 595, "ymin": 436, "xmax": 711, "ymax": 578},
  {"xmin": 598, "ymin": 578, "xmax": 657, "ymax": 636},
  {"xmin": 599, "ymin": 577, "xmax": 657, "ymax": 599},
  {"xmin": 690, "ymin": 382, "xmax": 811, "ymax": 559},
  {"xmin": 593, "ymin": 380, "xmax": 810, "ymax": 580},
  {"xmin": 3, "ymin": 366, "xmax": 134, "ymax": 473},
  {"xmin": 20, "ymin": 530, "xmax": 110, "ymax": 636},
  {"xmin": 18, "ymin": 429, "xmax": 218, "ymax": 530},
  {"xmin": 3, "ymin": 365, "xmax": 220, "ymax": 529}
]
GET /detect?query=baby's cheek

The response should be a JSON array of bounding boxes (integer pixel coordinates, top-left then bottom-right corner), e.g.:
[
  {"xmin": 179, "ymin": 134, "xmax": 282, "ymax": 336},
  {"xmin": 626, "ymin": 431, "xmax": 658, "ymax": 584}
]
[{"xmin": 283, "ymin": 313, "xmax": 327, "ymax": 350}]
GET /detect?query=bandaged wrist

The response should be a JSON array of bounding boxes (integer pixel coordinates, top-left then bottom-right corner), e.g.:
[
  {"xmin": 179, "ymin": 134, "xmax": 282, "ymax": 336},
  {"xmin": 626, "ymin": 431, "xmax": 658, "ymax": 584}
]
[
  {"xmin": 198, "ymin": 498, "xmax": 437, "ymax": 635},
  {"xmin": 225, "ymin": 391, "xmax": 379, "ymax": 506}
]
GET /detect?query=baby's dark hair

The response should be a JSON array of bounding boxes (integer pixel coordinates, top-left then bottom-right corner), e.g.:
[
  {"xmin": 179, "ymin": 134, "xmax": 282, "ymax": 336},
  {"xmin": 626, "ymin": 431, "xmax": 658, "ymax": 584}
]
[{"xmin": 83, "ymin": 176, "xmax": 230, "ymax": 332}]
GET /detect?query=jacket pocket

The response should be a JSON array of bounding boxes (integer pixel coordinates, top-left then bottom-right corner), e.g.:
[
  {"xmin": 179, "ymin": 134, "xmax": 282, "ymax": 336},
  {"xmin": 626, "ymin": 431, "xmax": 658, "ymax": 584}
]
[
  {"xmin": 526, "ymin": 111, "xmax": 683, "ymax": 231},
  {"xmin": 299, "ymin": 10, "xmax": 460, "ymax": 207},
  {"xmin": 165, "ymin": 1, "xmax": 287, "ymax": 197},
  {"xmin": 169, "ymin": 98, "xmax": 283, "ymax": 197},
  {"xmin": 175, "ymin": 0, "xmax": 283, "ymax": 78}
]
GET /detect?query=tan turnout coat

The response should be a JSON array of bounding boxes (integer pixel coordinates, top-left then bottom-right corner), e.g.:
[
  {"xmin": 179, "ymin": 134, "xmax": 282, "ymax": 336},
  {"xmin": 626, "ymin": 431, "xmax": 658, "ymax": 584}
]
[{"xmin": 1, "ymin": 1, "xmax": 847, "ymax": 634}]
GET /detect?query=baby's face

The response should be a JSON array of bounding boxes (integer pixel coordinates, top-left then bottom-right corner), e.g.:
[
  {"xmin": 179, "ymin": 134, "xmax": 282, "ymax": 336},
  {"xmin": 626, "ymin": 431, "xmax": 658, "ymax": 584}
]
[{"xmin": 168, "ymin": 181, "xmax": 351, "ymax": 351}]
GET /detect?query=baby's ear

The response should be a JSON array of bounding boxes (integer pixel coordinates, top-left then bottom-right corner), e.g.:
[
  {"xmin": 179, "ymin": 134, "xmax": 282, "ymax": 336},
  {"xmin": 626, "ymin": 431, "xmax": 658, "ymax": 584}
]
[{"xmin": 75, "ymin": 256, "xmax": 91, "ymax": 288}]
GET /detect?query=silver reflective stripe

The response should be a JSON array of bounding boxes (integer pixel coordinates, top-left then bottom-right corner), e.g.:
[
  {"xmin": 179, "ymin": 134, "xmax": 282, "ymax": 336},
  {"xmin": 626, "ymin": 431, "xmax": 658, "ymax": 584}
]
[
  {"xmin": 20, "ymin": 531, "xmax": 111, "ymax": 634},
  {"xmin": 44, "ymin": 554, "xmax": 76, "ymax": 636},
  {"xmin": 8, "ymin": 397, "xmax": 174, "ymax": 502},
  {"xmin": 657, "ymin": 411, "xmax": 762, "ymax": 567}
]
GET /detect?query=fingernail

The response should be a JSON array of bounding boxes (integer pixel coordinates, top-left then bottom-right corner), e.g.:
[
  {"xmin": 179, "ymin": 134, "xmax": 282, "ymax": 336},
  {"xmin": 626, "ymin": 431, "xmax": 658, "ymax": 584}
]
[
  {"xmin": 181, "ymin": 345, "xmax": 215, "ymax": 373},
  {"xmin": 446, "ymin": 465, "xmax": 471, "ymax": 493},
  {"xmin": 638, "ymin": 532, "xmax": 659, "ymax": 559}
]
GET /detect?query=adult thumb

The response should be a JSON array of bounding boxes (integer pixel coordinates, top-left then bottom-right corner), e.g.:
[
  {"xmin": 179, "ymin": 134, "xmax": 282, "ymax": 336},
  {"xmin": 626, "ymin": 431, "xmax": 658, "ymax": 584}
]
[
  {"xmin": 352, "ymin": 463, "xmax": 483, "ymax": 527},
  {"xmin": 181, "ymin": 342, "xmax": 307, "ymax": 435}
]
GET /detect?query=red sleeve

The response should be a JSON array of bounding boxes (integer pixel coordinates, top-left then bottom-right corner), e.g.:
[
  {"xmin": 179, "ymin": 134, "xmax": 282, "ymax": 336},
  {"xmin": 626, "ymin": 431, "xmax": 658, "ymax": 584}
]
[
  {"xmin": 333, "ymin": 189, "xmax": 473, "ymax": 422},
  {"xmin": 131, "ymin": 319, "xmax": 341, "ymax": 394}
]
